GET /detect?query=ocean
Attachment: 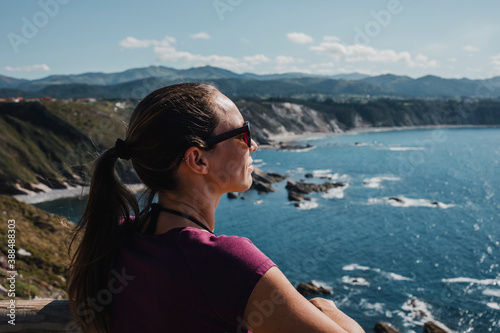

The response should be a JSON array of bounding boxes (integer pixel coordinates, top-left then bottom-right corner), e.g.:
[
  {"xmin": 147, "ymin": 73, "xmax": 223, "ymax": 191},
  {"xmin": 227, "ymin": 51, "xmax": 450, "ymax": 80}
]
[{"xmin": 35, "ymin": 127, "xmax": 500, "ymax": 332}]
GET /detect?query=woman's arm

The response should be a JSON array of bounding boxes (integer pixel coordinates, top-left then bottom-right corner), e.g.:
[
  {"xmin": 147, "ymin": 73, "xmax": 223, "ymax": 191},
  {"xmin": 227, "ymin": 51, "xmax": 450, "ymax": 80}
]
[{"xmin": 244, "ymin": 266, "xmax": 365, "ymax": 333}]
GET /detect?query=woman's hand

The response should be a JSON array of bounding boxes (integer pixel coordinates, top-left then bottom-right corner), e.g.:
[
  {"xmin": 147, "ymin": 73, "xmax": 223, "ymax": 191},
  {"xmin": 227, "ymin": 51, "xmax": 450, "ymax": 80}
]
[
  {"xmin": 309, "ymin": 298, "xmax": 365, "ymax": 333},
  {"xmin": 244, "ymin": 267, "xmax": 365, "ymax": 333},
  {"xmin": 309, "ymin": 297, "xmax": 338, "ymax": 311}
]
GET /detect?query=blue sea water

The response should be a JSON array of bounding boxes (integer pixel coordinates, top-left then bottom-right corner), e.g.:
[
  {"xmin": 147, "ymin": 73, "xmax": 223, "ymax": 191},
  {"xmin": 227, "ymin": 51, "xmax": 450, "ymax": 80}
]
[{"xmin": 36, "ymin": 128, "xmax": 500, "ymax": 332}]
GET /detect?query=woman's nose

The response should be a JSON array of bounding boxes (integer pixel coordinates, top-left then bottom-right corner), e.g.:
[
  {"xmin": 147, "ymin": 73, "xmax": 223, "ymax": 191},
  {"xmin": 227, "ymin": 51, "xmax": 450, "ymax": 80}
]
[{"xmin": 250, "ymin": 139, "xmax": 258, "ymax": 153}]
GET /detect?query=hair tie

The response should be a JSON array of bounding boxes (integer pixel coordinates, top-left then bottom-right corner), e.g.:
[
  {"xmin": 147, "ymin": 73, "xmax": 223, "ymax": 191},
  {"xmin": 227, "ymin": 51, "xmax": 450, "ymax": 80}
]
[{"xmin": 114, "ymin": 138, "xmax": 131, "ymax": 160}]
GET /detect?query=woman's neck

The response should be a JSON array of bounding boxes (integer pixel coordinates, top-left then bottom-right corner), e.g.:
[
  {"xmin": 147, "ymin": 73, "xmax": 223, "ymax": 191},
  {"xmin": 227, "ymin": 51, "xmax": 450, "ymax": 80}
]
[{"xmin": 157, "ymin": 190, "xmax": 220, "ymax": 233}]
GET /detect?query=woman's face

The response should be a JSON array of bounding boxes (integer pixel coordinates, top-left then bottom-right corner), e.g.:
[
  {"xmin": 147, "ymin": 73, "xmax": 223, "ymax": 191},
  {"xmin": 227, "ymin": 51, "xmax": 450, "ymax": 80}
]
[{"xmin": 205, "ymin": 92, "xmax": 257, "ymax": 194}]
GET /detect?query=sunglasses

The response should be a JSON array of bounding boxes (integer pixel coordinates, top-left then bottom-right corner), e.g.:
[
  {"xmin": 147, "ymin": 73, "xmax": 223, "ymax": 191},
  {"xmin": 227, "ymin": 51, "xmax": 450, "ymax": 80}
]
[{"xmin": 205, "ymin": 121, "xmax": 252, "ymax": 148}]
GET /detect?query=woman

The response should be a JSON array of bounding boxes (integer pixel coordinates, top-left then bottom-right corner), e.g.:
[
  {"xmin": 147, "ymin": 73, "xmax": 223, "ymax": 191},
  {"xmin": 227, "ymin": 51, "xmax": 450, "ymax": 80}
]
[{"xmin": 67, "ymin": 83, "xmax": 364, "ymax": 333}]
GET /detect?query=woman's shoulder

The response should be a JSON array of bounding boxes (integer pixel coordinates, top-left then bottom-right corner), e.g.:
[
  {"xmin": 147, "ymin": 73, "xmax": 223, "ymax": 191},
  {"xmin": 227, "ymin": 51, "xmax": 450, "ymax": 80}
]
[
  {"xmin": 176, "ymin": 227, "xmax": 272, "ymax": 269},
  {"xmin": 177, "ymin": 227, "xmax": 255, "ymax": 252}
]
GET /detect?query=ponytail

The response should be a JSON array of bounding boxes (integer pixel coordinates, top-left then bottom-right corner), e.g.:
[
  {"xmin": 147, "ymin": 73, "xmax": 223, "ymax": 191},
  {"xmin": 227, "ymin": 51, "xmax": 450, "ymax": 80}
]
[
  {"xmin": 67, "ymin": 82, "xmax": 221, "ymax": 332},
  {"xmin": 67, "ymin": 146, "xmax": 140, "ymax": 332}
]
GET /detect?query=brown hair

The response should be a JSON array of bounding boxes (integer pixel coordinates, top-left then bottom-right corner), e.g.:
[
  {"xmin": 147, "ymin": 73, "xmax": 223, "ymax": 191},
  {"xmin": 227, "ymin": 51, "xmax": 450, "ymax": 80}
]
[{"xmin": 67, "ymin": 83, "xmax": 220, "ymax": 332}]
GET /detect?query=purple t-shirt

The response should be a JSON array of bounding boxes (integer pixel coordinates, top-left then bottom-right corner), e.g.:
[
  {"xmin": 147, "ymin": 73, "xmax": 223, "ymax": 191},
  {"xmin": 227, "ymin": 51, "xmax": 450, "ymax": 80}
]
[{"xmin": 111, "ymin": 227, "xmax": 275, "ymax": 332}]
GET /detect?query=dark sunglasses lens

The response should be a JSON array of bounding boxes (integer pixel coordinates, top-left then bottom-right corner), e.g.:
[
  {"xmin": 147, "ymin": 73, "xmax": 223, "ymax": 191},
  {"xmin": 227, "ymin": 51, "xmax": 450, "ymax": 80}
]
[
  {"xmin": 243, "ymin": 131, "xmax": 249, "ymax": 147},
  {"xmin": 246, "ymin": 127, "xmax": 252, "ymax": 147},
  {"xmin": 246, "ymin": 123, "xmax": 251, "ymax": 147}
]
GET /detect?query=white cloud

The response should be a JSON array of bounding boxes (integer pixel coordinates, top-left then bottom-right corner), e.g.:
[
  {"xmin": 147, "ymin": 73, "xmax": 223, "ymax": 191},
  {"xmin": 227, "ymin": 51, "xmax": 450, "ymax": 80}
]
[
  {"xmin": 287, "ymin": 32, "xmax": 314, "ymax": 44},
  {"xmin": 190, "ymin": 32, "xmax": 211, "ymax": 40},
  {"xmin": 119, "ymin": 37, "xmax": 155, "ymax": 48},
  {"xmin": 310, "ymin": 42, "xmax": 438, "ymax": 68},
  {"xmin": 492, "ymin": 53, "xmax": 500, "ymax": 74},
  {"xmin": 119, "ymin": 36, "xmax": 175, "ymax": 48},
  {"xmin": 243, "ymin": 54, "xmax": 270, "ymax": 65},
  {"xmin": 323, "ymin": 36, "xmax": 340, "ymax": 42},
  {"xmin": 275, "ymin": 56, "xmax": 295, "ymax": 65},
  {"xmin": 462, "ymin": 45, "xmax": 480, "ymax": 53},
  {"xmin": 273, "ymin": 57, "xmax": 309, "ymax": 74},
  {"xmin": 5, "ymin": 64, "xmax": 50, "ymax": 72},
  {"xmin": 491, "ymin": 53, "xmax": 500, "ymax": 66},
  {"xmin": 273, "ymin": 66, "xmax": 311, "ymax": 74},
  {"xmin": 121, "ymin": 36, "xmax": 268, "ymax": 73},
  {"xmin": 448, "ymin": 57, "xmax": 458, "ymax": 62},
  {"xmin": 310, "ymin": 62, "xmax": 335, "ymax": 69}
]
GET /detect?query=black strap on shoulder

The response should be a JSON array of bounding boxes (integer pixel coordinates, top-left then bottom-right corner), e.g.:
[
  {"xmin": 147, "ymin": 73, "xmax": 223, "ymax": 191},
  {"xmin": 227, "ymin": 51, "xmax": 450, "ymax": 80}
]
[
  {"xmin": 146, "ymin": 203, "xmax": 214, "ymax": 234},
  {"xmin": 144, "ymin": 203, "xmax": 160, "ymax": 235}
]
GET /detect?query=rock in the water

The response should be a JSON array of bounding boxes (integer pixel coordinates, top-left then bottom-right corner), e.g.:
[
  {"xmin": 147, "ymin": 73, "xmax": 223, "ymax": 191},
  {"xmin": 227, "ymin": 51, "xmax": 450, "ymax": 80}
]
[
  {"xmin": 389, "ymin": 197, "xmax": 405, "ymax": 204},
  {"xmin": 279, "ymin": 143, "xmax": 314, "ymax": 150},
  {"xmin": 296, "ymin": 281, "xmax": 332, "ymax": 296},
  {"xmin": 250, "ymin": 166, "xmax": 286, "ymax": 193},
  {"xmin": 374, "ymin": 321, "xmax": 399, "ymax": 333},
  {"xmin": 288, "ymin": 191, "xmax": 311, "ymax": 202},
  {"xmin": 286, "ymin": 180, "xmax": 316, "ymax": 194},
  {"xmin": 286, "ymin": 180, "xmax": 345, "ymax": 194},
  {"xmin": 252, "ymin": 181, "xmax": 276, "ymax": 194},
  {"xmin": 265, "ymin": 172, "xmax": 287, "ymax": 183},
  {"xmin": 305, "ymin": 173, "xmax": 314, "ymax": 178},
  {"xmin": 227, "ymin": 192, "xmax": 238, "ymax": 199},
  {"xmin": 424, "ymin": 321, "xmax": 448, "ymax": 333}
]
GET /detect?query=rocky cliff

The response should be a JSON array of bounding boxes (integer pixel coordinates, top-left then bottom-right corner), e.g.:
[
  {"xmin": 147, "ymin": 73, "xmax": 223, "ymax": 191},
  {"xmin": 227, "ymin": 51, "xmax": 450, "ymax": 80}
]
[
  {"xmin": 1, "ymin": 98, "xmax": 499, "ymax": 194},
  {"xmin": 0, "ymin": 101, "xmax": 138, "ymax": 195}
]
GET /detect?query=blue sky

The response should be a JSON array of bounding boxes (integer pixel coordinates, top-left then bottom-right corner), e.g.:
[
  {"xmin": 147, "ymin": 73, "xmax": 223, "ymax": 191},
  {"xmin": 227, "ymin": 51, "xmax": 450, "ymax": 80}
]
[{"xmin": 1, "ymin": 0, "xmax": 500, "ymax": 80}]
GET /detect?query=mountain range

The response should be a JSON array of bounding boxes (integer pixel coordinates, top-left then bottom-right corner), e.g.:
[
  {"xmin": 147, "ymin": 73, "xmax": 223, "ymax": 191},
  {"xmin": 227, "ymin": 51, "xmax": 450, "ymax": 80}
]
[{"xmin": 1, "ymin": 65, "xmax": 499, "ymax": 99}]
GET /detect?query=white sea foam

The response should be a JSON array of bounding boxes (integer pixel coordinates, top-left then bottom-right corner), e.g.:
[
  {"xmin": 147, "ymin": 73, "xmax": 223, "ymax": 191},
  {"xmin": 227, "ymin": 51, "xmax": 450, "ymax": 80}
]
[
  {"xmin": 363, "ymin": 175, "xmax": 401, "ymax": 188},
  {"xmin": 253, "ymin": 159, "xmax": 266, "ymax": 167},
  {"xmin": 342, "ymin": 276, "xmax": 370, "ymax": 286},
  {"xmin": 399, "ymin": 297, "xmax": 434, "ymax": 326},
  {"xmin": 386, "ymin": 147, "xmax": 425, "ymax": 151},
  {"xmin": 288, "ymin": 167, "xmax": 305, "ymax": 174},
  {"xmin": 342, "ymin": 264, "xmax": 411, "ymax": 281},
  {"xmin": 311, "ymin": 170, "xmax": 350, "ymax": 181},
  {"xmin": 487, "ymin": 302, "xmax": 500, "ymax": 310},
  {"xmin": 296, "ymin": 200, "xmax": 319, "ymax": 210},
  {"xmin": 254, "ymin": 200, "xmax": 264, "ymax": 205},
  {"xmin": 322, "ymin": 183, "xmax": 349, "ymax": 199},
  {"xmin": 312, "ymin": 169, "xmax": 333, "ymax": 176},
  {"xmin": 311, "ymin": 280, "xmax": 333, "ymax": 293},
  {"xmin": 442, "ymin": 277, "xmax": 500, "ymax": 286},
  {"xmin": 368, "ymin": 196, "xmax": 455, "ymax": 209},
  {"xmin": 359, "ymin": 298, "xmax": 386, "ymax": 316},
  {"xmin": 388, "ymin": 272, "xmax": 412, "ymax": 281},
  {"xmin": 343, "ymin": 264, "xmax": 371, "ymax": 271},
  {"xmin": 397, "ymin": 297, "xmax": 455, "ymax": 332},
  {"xmin": 286, "ymin": 146, "xmax": 316, "ymax": 153},
  {"xmin": 483, "ymin": 289, "xmax": 500, "ymax": 297}
]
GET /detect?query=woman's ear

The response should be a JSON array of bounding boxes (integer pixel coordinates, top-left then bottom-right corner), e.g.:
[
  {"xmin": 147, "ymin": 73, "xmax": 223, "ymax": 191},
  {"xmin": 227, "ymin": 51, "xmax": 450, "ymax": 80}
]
[{"xmin": 183, "ymin": 147, "xmax": 209, "ymax": 175}]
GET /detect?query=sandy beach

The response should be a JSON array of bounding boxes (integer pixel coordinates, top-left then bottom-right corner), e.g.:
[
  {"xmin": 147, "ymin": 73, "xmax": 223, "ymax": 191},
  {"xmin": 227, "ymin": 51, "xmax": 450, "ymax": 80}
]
[
  {"xmin": 13, "ymin": 184, "xmax": 145, "ymax": 205},
  {"xmin": 261, "ymin": 124, "xmax": 499, "ymax": 149}
]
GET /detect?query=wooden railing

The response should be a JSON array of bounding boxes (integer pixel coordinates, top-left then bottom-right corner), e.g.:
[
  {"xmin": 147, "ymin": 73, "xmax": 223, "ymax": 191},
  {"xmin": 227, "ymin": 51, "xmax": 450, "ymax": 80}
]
[
  {"xmin": 0, "ymin": 300, "xmax": 73, "ymax": 333},
  {"xmin": 0, "ymin": 300, "xmax": 448, "ymax": 333}
]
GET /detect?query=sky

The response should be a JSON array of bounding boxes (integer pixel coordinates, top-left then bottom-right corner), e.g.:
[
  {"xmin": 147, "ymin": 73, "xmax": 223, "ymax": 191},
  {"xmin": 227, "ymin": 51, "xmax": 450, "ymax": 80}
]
[{"xmin": 1, "ymin": 0, "xmax": 500, "ymax": 80}]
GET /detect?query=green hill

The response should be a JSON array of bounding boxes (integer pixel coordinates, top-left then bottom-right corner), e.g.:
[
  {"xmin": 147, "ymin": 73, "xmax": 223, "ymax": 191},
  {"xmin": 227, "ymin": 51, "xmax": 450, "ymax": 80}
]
[
  {"xmin": 0, "ymin": 195, "xmax": 74, "ymax": 299},
  {"xmin": 0, "ymin": 101, "xmax": 137, "ymax": 194}
]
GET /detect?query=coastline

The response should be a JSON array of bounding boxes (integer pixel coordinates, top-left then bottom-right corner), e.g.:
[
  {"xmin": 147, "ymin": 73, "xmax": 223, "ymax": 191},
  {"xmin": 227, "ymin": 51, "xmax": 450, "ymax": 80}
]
[
  {"xmin": 13, "ymin": 184, "xmax": 145, "ymax": 205},
  {"xmin": 11, "ymin": 124, "xmax": 499, "ymax": 203},
  {"xmin": 262, "ymin": 124, "xmax": 500, "ymax": 147}
]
